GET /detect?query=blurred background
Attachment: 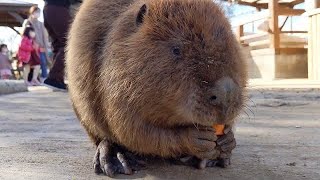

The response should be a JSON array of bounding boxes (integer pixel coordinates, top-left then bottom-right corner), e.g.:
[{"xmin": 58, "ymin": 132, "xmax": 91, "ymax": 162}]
[{"xmin": 1, "ymin": 0, "xmax": 318, "ymax": 83}]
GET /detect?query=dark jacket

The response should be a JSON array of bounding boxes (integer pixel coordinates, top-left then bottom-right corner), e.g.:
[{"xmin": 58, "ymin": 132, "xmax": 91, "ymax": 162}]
[{"xmin": 44, "ymin": 0, "xmax": 82, "ymax": 7}]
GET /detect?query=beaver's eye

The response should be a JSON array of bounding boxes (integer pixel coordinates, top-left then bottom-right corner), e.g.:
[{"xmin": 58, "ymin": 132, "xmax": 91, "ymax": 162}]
[{"xmin": 172, "ymin": 46, "xmax": 181, "ymax": 57}]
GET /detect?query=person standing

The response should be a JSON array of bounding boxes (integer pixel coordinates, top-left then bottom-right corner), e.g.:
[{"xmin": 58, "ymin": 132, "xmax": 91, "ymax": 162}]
[
  {"xmin": 24, "ymin": 6, "xmax": 50, "ymax": 83},
  {"xmin": 18, "ymin": 27, "xmax": 41, "ymax": 86},
  {"xmin": 42, "ymin": 0, "xmax": 72, "ymax": 91},
  {"xmin": 0, "ymin": 44, "xmax": 13, "ymax": 80}
]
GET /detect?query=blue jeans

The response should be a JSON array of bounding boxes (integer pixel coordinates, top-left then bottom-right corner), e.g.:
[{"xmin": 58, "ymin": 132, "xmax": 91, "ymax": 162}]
[{"xmin": 40, "ymin": 52, "xmax": 48, "ymax": 78}]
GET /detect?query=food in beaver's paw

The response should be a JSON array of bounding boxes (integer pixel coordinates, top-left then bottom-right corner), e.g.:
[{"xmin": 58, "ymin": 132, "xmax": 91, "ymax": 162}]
[
  {"xmin": 198, "ymin": 124, "xmax": 226, "ymax": 169},
  {"xmin": 213, "ymin": 124, "xmax": 225, "ymax": 136}
]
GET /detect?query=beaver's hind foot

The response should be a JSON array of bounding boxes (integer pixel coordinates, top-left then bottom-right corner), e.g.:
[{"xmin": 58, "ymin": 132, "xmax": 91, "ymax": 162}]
[
  {"xmin": 204, "ymin": 158, "xmax": 231, "ymax": 168},
  {"xmin": 93, "ymin": 139, "xmax": 146, "ymax": 177},
  {"xmin": 177, "ymin": 156, "xmax": 231, "ymax": 169}
]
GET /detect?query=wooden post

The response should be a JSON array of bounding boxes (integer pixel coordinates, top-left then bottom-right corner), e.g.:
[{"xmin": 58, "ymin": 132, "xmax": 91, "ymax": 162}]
[
  {"xmin": 236, "ymin": 25, "xmax": 244, "ymax": 43},
  {"xmin": 308, "ymin": 14, "xmax": 313, "ymax": 79},
  {"xmin": 269, "ymin": 0, "xmax": 280, "ymax": 50},
  {"xmin": 315, "ymin": 0, "xmax": 320, "ymax": 8},
  {"xmin": 305, "ymin": 0, "xmax": 320, "ymax": 10},
  {"xmin": 308, "ymin": 9, "xmax": 320, "ymax": 80}
]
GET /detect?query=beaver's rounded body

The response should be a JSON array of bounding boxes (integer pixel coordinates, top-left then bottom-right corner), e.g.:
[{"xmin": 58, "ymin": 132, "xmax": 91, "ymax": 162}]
[{"xmin": 67, "ymin": 0, "xmax": 247, "ymax": 177}]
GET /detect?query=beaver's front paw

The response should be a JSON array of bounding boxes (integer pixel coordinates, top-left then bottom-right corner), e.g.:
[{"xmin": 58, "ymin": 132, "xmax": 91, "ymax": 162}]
[
  {"xmin": 93, "ymin": 139, "xmax": 146, "ymax": 177},
  {"xmin": 180, "ymin": 126, "xmax": 220, "ymax": 160},
  {"xmin": 217, "ymin": 126, "xmax": 237, "ymax": 167},
  {"xmin": 211, "ymin": 125, "xmax": 236, "ymax": 168},
  {"xmin": 198, "ymin": 126, "xmax": 236, "ymax": 169},
  {"xmin": 216, "ymin": 125, "xmax": 236, "ymax": 160}
]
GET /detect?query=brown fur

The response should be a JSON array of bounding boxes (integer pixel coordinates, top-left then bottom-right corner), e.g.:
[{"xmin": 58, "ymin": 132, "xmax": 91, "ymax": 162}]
[{"xmin": 67, "ymin": 0, "xmax": 247, "ymax": 158}]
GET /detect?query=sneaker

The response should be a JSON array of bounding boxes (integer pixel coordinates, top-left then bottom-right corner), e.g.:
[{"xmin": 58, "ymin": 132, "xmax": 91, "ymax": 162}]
[
  {"xmin": 43, "ymin": 78, "xmax": 68, "ymax": 92},
  {"xmin": 25, "ymin": 81, "xmax": 33, "ymax": 86},
  {"xmin": 31, "ymin": 79, "xmax": 41, "ymax": 86},
  {"xmin": 40, "ymin": 77, "xmax": 46, "ymax": 84}
]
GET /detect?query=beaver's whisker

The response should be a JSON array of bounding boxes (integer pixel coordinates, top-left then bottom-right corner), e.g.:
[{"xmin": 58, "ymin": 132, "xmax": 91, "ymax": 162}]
[{"xmin": 193, "ymin": 122, "xmax": 200, "ymax": 130}]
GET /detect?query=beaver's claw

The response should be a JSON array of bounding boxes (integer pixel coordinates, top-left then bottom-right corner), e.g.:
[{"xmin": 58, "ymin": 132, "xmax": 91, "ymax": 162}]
[{"xmin": 93, "ymin": 139, "xmax": 146, "ymax": 177}]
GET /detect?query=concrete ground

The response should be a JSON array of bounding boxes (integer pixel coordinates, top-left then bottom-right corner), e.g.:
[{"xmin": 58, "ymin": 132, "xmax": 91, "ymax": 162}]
[{"xmin": 0, "ymin": 87, "xmax": 319, "ymax": 180}]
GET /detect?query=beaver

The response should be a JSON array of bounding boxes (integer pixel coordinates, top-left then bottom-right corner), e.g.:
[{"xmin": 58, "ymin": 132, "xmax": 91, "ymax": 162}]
[{"xmin": 66, "ymin": 0, "xmax": 247, "ymax": 177}]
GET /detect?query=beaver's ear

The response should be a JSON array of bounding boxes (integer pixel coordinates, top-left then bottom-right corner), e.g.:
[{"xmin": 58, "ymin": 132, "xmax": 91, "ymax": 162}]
[{"xmin": 136, "ymin": 4, "xmax": 147, "ymax": 26}]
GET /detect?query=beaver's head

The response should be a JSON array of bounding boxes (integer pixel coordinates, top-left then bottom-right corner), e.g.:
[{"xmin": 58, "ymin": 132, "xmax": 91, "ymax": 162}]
[{"xmin": 105, "ymin": 0, "xmax": 247, "ymax": 127}]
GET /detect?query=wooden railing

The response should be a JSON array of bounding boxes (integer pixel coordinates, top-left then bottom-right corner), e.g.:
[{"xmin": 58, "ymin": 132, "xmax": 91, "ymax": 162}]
[{"xmin": 233, "ymin": 1, "xmax": 307, "ymax": 51}]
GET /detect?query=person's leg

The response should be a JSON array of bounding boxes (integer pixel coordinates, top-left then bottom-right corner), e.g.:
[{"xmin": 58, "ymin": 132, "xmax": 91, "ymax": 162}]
[
  {"xmin": 40, "ymin": 52, "xmax": 48, "ymax": 79},
  {"xmin": 32, "ymin": 65, "xmax": 40, "ymax": 80},
  {"xmin": 10, "ymin": 69, "xmax": 15, "ymax": 79},
  {"xmin": 23, "ymin": 64, "xmax": 31, "ymax": 85},
  {"xmin": 32, "ymin": 65, "xmax": 41, "ymax": 85},
  {"xmin": 43, "ymin": 5, "xmax": 70, "ymax": 87},
  {"xmin": 28, "ymin": 68, "xmax": 34, "ymax": 82}
]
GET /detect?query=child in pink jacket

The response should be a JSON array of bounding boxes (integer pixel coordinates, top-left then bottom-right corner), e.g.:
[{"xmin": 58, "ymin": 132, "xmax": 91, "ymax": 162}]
[{"xmin": 18, "ymin": 27, "xmax": 41, "ymax": 86}]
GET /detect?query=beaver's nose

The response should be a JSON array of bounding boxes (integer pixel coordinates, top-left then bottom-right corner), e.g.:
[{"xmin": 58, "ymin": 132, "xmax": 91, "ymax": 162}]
[{"xmin": 209, "ymin": 77, "xmax": 237, "ymax": 115}]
